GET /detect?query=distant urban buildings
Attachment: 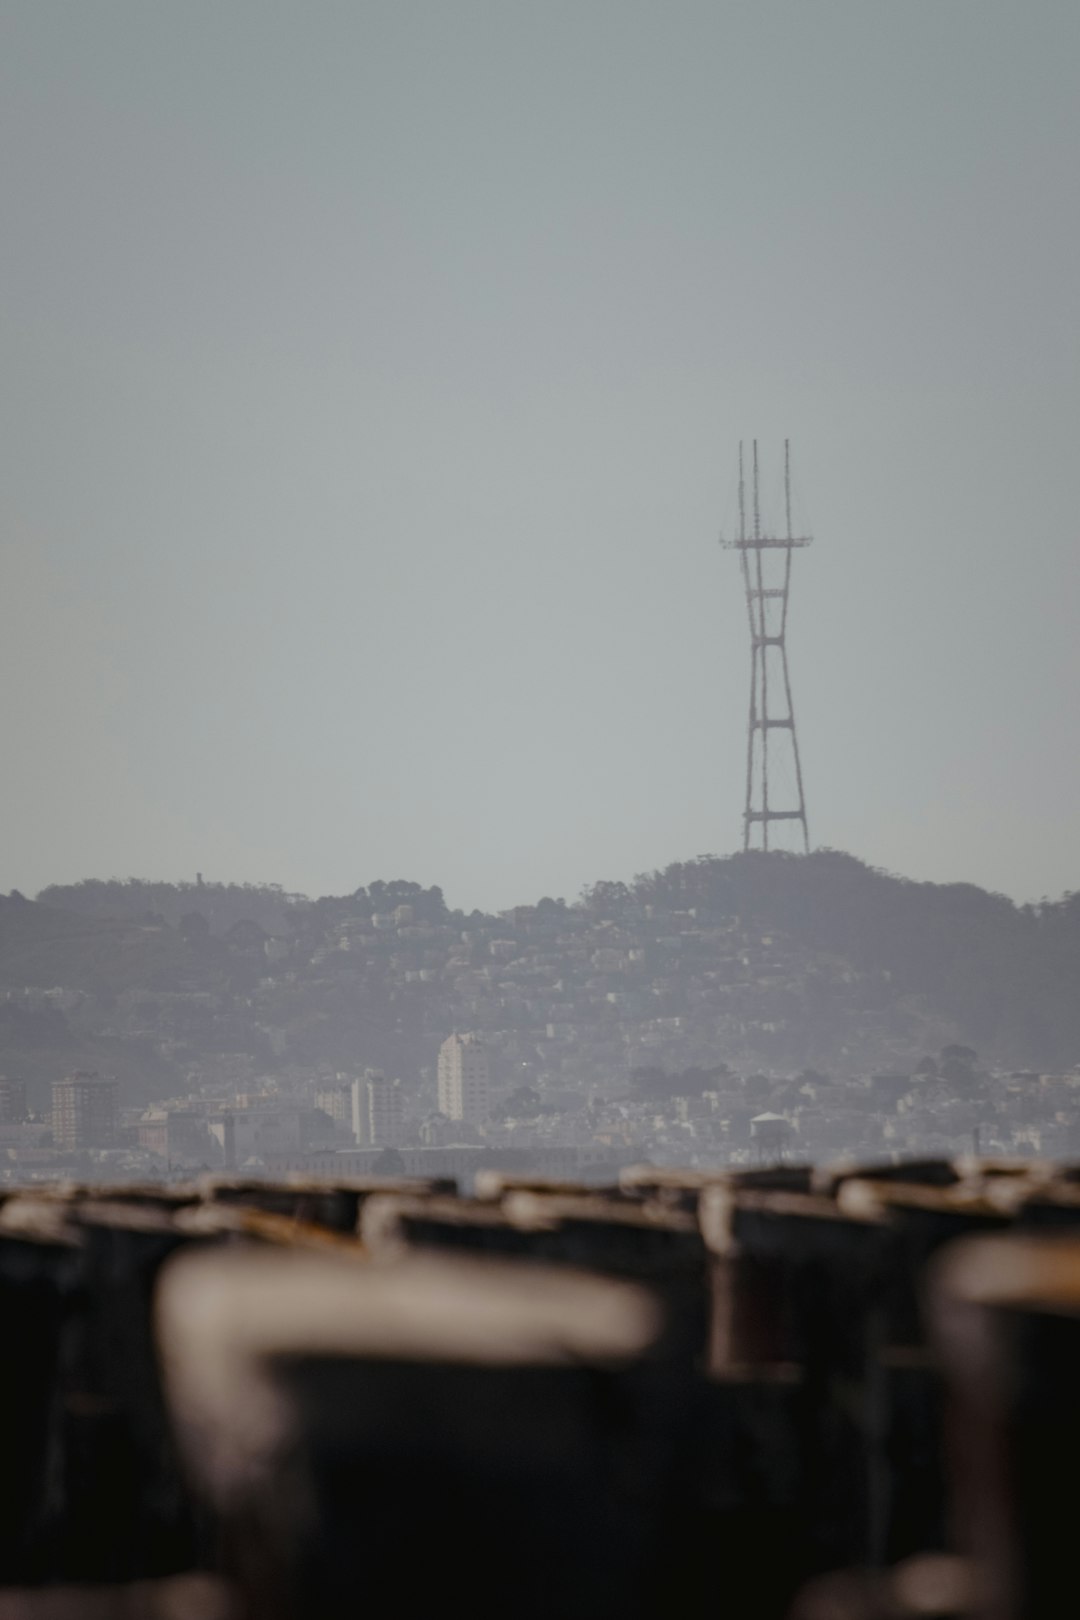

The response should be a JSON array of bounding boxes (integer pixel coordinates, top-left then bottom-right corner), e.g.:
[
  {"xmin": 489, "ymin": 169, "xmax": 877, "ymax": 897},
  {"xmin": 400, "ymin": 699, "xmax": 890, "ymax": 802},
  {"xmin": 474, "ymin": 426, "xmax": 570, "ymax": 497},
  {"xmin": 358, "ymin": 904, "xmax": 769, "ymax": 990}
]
[
  {"xmin": 6, "ymin": 864, "xmax": 1080, "ymax": 1186},
  {"xmin": 437, "ymin": 1033, "xmax": 490, "ymax": 1124},
  {"xmin": 207, "ymin": 1103, "xmax": 305, "ymax": 1170},
  {"xmin": 366, "ymin": 1072, "xmax": 403, "ymax": 1147},
  {"xmin": 136, "ymin": 1107, "xmax": 211, "ymax": 1165},
  {"xmin": 51, "ymin": 1071, "xmax": 118, "ymax": 1152},
  {"xmin": 351, "ymin": 1070, "xmax": 404, "ymax": 1147},
  {"xmin": 0, "ymin": 1076, "xmax": 27, "ymax": 1124},
  {"xmin": 5, "ymin": 1043, "xmax": 1080, "ymax": 1188},
  {"xmin": 315, "ymin": 1079, "xmax": 352, "ymax": 1133}
]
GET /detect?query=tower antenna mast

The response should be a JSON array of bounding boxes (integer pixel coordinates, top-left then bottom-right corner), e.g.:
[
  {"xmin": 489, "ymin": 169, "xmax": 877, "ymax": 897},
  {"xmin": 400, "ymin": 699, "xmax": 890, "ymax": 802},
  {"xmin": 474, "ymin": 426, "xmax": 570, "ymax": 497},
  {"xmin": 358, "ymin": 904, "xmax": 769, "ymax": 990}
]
[{"xmin": 722, "ymin": 441, "xmax": 812, "ymax": 853}]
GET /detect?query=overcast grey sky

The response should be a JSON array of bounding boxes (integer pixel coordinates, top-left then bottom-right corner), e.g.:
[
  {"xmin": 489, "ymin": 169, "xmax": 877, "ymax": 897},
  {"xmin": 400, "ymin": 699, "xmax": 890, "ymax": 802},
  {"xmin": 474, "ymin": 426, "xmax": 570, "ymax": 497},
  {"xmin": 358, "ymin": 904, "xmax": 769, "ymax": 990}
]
[{"xmin": 1, "ymin": 2, "xmax": 1077, "ymax": 910}]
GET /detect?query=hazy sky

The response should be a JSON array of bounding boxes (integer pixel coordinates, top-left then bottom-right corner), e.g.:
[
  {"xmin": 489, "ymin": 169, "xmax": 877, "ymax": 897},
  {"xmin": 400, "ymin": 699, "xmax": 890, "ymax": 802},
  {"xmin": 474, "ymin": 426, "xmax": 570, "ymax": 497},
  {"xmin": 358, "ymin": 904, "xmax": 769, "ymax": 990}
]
[{"xmin": 1, "ymin": 2, "xmax": 1077, "ymax": 911}]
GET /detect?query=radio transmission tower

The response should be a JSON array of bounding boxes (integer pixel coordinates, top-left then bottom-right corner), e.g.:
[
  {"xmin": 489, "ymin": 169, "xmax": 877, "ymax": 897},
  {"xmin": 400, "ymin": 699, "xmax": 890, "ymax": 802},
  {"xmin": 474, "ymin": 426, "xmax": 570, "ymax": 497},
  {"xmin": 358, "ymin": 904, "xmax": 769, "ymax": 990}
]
[{"xmin": 722, "ymin": 440, "xmax": 811, "ymax": 853}]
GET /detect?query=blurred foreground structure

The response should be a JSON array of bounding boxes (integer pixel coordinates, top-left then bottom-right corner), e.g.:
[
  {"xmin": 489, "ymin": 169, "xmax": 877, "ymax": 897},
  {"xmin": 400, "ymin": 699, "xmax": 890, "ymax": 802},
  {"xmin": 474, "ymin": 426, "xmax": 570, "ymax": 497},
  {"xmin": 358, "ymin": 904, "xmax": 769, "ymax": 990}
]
[{"xmin": 1, "ymin": 1158, "xmax": 1080, "ymax": 1617}]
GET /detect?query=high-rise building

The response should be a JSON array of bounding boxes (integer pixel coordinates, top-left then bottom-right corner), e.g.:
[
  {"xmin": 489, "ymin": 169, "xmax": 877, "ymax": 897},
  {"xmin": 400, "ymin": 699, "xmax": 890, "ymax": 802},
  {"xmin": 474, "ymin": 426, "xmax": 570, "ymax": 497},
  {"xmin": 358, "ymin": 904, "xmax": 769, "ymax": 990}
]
[
  {"xmin": 350, "ymin": 1070, "xmax": 404, "ymax": 1146},
  {"xmin": 51, "ymin": 1071, "xmax": 118, "ymax": 1152},
  {"xmin": 437, "ymin": 1033, "xmax": 490, "ymax": 1125},
  {"xmin": 315, "ymin": 1079, "xmax": 353, "ymax": 1132},
  {"xmin": 0, "ymin": 1076, "xmax": 27, "ymax": 1125},
  {"xmin": 366, "ymin": 1072, "xmax": 404, "ymax": 1147}
]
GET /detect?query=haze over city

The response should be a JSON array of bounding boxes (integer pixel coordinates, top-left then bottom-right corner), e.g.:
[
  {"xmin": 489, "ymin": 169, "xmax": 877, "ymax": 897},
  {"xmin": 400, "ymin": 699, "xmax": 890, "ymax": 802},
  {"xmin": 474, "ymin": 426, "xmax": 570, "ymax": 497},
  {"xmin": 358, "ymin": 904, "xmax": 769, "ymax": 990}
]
[
  {"xmin": 1, "ymin": 1, "xmax": 1078, "ymax": 911},
  {"xmin": 6, "ymin": 12, "xmax": 1080, "ymax": 1620}
]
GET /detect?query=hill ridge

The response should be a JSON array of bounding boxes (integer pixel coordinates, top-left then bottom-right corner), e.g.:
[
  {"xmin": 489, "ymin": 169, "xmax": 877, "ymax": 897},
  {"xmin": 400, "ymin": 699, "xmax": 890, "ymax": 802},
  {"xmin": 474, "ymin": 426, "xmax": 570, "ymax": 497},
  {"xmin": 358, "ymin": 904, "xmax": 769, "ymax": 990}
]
[{"xmin": 0, "ymin": 851, "xmax": 1072, "ymax": 1110}]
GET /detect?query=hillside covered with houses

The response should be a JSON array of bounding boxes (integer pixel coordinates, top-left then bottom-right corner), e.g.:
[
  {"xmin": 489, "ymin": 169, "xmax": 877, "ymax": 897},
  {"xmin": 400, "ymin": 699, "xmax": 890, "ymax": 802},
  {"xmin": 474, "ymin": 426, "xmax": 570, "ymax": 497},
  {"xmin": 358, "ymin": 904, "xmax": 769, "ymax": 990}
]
[{"xmin": 0, "ymin": 851, "xmax": 1074, "ymax": 1180}]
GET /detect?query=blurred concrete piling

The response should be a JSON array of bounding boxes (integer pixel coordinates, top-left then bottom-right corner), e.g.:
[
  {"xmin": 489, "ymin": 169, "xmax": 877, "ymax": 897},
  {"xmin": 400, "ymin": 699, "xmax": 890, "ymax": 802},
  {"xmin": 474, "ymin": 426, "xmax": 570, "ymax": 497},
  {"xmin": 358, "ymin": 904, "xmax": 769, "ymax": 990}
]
[
  {"xmin": 157, "ymin": 1247, "xmax": 684, "ymax": 1620},
  {"xmin": 930, "ymin": 1233, "xmax": 1080, "ymax": 1620}
]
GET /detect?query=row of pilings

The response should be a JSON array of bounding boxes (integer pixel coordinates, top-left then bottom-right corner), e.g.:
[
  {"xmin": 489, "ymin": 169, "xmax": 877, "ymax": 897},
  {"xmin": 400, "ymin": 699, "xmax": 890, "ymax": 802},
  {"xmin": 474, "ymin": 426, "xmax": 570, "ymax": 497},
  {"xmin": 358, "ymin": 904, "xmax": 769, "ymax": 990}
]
[{"xmin": 0, "ymin": 1156, "xmax": 1079, "ymax": 1619}]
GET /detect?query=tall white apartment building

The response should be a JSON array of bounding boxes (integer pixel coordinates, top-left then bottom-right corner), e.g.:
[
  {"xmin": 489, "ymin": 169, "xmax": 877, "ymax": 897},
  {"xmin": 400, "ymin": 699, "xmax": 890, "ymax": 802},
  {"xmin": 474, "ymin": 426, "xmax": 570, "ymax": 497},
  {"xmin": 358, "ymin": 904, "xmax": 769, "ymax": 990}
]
[{"xmin": 437, "ymin": 1033, "xmax": 490, "ymax": 1124}]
